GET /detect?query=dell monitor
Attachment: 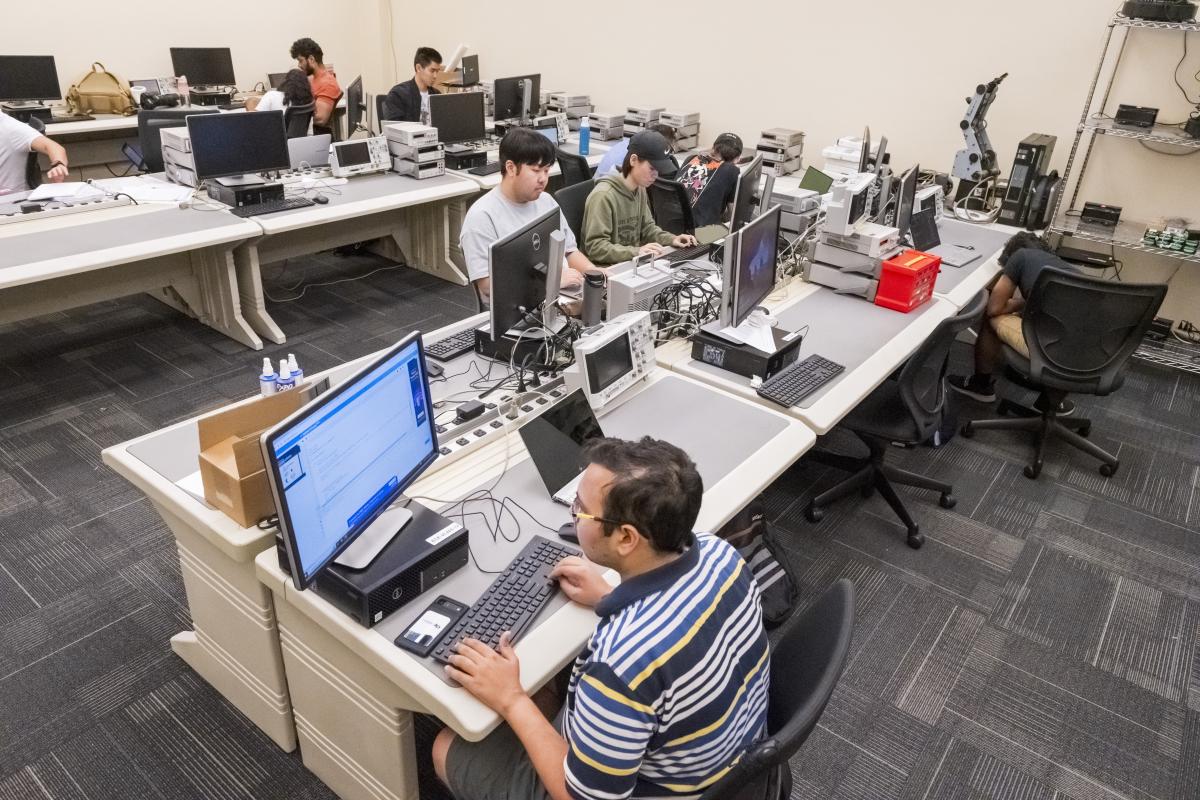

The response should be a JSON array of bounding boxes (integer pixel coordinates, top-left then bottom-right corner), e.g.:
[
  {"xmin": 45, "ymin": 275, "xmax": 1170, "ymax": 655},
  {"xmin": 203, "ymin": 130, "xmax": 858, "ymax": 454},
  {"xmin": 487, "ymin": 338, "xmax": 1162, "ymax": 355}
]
[
  {"xmin": 429, "ymin": 91, "xmax": 485, "ymax": 144},
  {"xmin": 0, "ymin": 55, "xmax": 60, "ymax": 104},
  {"xmin": 460, "ymin": 54, "xmax": 480, "ymax": 87},
  {"xmin": 187, "ymin": 110, "xmax": 290, "ymax": 182},
  {"xmin": 267, "ymin": 72, "xmax": 288, "ymax": 90},
  {"xmin": 730, "ymin": 205, "xmax": 782, "ymax": 328},
  {"xmin": 493, "ymin": 74, "xmax": 541, "ymax": 121},
  {"xmin": 488, "ymin": 206, "xmax": 560, "ymax": 338},
  {"xmin": 262, "ymin": 331, "xmax": 438, "ymax": 590},
  {"xmin": 169, "ymin": 47, "xmax": 236, "ymax": 87},
  {"xmin": 345, "ymin": 75, "xmax": 365, "ymax": 134},
  {"xmin": 728, "ymin": 154, "xmax": 764, "ymax": 232},
  {"xmin": 895, "ymin": 165, "xmax": 919, "ymax": 243}
]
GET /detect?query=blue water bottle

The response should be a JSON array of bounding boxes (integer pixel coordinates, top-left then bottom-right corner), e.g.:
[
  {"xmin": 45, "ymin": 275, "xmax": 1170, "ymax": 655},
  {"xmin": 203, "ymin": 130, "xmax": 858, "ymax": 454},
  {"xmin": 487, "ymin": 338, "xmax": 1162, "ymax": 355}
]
[{"xmin": 578, "ymin": 115, "xmax": 590, "ymax": 157}]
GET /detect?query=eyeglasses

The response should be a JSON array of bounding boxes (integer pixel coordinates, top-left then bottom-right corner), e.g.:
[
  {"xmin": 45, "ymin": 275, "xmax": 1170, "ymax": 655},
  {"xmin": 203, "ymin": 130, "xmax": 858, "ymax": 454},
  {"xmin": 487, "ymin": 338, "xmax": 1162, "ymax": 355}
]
[{"xmin": 570, "ymin": 497, "xmax": 621, "ymax": 527}]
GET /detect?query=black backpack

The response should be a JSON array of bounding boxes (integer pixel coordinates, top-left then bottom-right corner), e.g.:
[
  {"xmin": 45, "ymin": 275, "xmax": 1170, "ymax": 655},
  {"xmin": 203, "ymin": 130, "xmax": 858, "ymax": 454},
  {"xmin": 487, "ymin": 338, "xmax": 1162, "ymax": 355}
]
[{"xmin": 717, "ymin": 499, "xmax": 800, "ymax": 628}]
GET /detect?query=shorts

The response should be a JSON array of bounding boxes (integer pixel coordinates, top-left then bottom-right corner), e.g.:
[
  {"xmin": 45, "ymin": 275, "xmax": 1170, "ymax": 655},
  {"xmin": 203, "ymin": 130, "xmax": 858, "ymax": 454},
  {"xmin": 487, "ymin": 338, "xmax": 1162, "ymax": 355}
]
[
  {"xmin": 990, "ymin": 313, "xmax": 1028, "ymax": 358},
  {"xmin": 444, "ymin": 708, "xmax": 565, "ymax": 800}
]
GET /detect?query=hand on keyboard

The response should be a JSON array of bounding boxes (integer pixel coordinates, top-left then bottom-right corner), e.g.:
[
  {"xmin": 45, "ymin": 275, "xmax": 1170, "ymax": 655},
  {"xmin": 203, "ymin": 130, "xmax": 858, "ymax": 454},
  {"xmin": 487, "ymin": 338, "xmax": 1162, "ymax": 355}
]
[{"xmin": 444, "ymin": 632, "xmax": 524, "ymax": 712}]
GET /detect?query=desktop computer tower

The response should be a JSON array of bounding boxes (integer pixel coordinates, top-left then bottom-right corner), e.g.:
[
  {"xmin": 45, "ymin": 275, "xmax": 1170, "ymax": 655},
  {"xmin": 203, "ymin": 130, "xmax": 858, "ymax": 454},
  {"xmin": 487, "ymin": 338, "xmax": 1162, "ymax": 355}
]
[{"xmin": 998, "ymin": 134, "xmax": 1056, "ymax": 227}]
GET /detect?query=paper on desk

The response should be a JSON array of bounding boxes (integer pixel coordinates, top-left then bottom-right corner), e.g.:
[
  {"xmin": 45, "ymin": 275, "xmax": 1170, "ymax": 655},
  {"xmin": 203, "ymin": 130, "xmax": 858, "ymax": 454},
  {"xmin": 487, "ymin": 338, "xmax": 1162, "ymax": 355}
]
[
  {"xmin": 175, "ymin": 470, "xmax": 213, "ymax": 505},
  {"xmin": 27, "ymin": 182, "xmax": 105, "ymax": 201},
  {"xmin": 91, "ymin": 176, "xmax": 193, "ymax": 204}
]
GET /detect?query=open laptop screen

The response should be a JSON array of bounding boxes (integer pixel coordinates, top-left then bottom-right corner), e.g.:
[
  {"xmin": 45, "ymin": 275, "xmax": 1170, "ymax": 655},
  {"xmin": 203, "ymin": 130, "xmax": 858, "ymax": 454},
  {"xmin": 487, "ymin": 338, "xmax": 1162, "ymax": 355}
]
[{"xmin": 517, "ymin": 390, "xmax": 604, "ymax": 497}]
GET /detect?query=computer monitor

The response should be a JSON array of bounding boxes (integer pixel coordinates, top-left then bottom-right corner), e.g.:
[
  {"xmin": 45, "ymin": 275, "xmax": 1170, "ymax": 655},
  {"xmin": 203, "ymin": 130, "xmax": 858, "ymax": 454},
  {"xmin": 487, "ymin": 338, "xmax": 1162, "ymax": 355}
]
[
  {"xmin": 267, "ymin": 72, "xmax": 288, "ymax": 90},
  {"xmin": 858, "ymin": 126, "xmax": 872, "ymax": 173},
  {"xmin": 729, "ymin": 205, "xmax": 781, "ymax": 328},
  {"xmin": 460, "ymin": 55, "xmax": 480, "ymax": 86},
  {"xmin": 345, "ymin": 76, "xmax": 364, "ymax": 134},
  {"xmin": 429, "ymin": 91, "xmax": 485, "ymax": 144},
  {"xmin": 534, "ymin": 125, "xmax": 558, "ymax": 146},
  {"xmin": 187, "ymin": 110, "xmax": 290, "ymax": 182},
  {"xmin": 169, "ymin": 47, "xmax": 236, "ymax": 86},
  {"xmin": 895, "ymin": 165, "xmax": 919, "ymax": 242},
  {"xmin": 728, "ymin": 155, "xmax": 763, "ymax": 232},
  {"xmin": 138, "ymin": 107, "xmax": 218, "ymax": 173},
  {"xmin": 493, "ymin": 74, "xmax": 541, "ymax": 121},
  {"xmin": 0, "ymin": 56, "xmax": 60, "ymax": 103},
  {"xmin": 262, "ymin": 331, "xmax": 438, "ymax": 590},
  {"xmin": 488, "ymin": 206, "xmax": 560, "ymax": 338}
]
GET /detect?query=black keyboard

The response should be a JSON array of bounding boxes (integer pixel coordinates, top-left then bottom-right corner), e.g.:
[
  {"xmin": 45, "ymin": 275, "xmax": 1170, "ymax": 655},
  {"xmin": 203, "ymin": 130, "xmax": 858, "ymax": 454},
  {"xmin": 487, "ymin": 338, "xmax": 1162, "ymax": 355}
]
[
  {"xmin": 430, "ymin": 536, "xmax": 578, "ymax": 665},
  {"xmin": 756, "ymin": 354, "xmax": 845, "ymax": 407},
  {"xmin": 230, "ymin": 197, "xmax": 316, "ymax": 217},
  {"xmin": 425, "ymin": 329, "xmax": 476, "ymax": 361},
  {"xmin": 50, "ymin": 114, "xmax": 94, "ymax": 123},
  {"xmin": 663, "ymin": 242, "xmax": 714, "ymax": 264},
  {"xmin": 468, "ymin": 161, "xmax": 503, "ymax": 176}
]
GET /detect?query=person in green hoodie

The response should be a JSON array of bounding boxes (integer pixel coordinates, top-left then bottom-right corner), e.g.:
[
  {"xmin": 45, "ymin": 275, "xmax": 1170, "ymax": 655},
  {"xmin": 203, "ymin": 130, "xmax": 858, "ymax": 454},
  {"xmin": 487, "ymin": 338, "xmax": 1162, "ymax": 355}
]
[{"xmin": 582, "ymin": 130, "xmax": 698, "ymax": 265}]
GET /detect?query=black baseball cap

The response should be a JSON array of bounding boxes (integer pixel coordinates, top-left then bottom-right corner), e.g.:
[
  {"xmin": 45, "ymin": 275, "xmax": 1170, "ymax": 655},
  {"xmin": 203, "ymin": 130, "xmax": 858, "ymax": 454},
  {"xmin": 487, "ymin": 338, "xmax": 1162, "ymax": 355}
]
[{"xmin": 627, "ymin": 130, "xmax": 676, "ymax": 174}]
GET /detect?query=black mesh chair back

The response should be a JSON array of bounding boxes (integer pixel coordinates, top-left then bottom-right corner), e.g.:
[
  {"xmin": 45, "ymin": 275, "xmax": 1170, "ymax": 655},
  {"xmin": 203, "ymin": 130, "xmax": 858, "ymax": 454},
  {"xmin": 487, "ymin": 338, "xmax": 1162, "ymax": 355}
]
[
  {"xmin": 375, "ymin": 94, "xmax": 387, "ymax": 132},
  {"xmin": 556, "ymin": 149, "xmax": 591, "ymax": 187},
  {"xmin": 554, "ymin": 178, "xmax": 594, "ymax": 243},
  {"xmin": 1021, "ymin": 268, "xmax": 1166, "ymax": 395},
  {"xmin": 24, "ymin": 116, "xmax": 45, "ymax": 189},
  {"xmin": 698, "ymin": 579, "xmax": 856, "ymax": 800},
  {"xmin": 137, "ymin": 108, "xmax": 219, "ymax": 174},
  {"xmin": 896, "ymin": 290, "xmax": 987, "ymax": 436},
  {"xmin": 283, "ymin": 102, "xmax": 315, "ymax": 139},
  {"xmin": 647, "ymin": 178, "xmax": 696, "ymax": 236}
]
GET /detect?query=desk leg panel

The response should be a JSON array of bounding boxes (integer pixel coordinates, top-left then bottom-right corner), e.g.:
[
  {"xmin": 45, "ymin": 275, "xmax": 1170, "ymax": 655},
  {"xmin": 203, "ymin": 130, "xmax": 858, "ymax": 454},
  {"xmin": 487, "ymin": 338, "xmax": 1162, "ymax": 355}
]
[
  {"xmin": 233, "ymin": 242, "xmax": 287, "ymax": 346},
  {"xmin": 274, "ymin": 600, "xmax": 421, "ymax": 800},
  {"xmin": 386, "ymin": 200, "xmax": 468, "ymax": 286},
  {"xmin": 156, "ymin": 503, "xmax": 296, "ymax": 751},
  {"xmin": 187, "ymin": 246, "xmax": 264, "ymax": 350}
]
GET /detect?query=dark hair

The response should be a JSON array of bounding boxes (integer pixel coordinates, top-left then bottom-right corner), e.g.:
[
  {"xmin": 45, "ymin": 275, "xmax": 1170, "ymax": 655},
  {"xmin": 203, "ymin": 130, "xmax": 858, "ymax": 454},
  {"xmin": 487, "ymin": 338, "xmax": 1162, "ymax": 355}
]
[
  {"xmin": 280, "ymin": 69, "xmax": 313, "ymax": 106},
  {"xmin": 998, "ymin": 231, "xmax": 1051, "ymax": 267},
  {"xmin": 650, "ymin": 123, "xmax": 677, "ymax": 143},
  {"xmin": 498, "ymin": 127, "xmax": 556, "ymax": 177},
  {"xmin": 712, "ymin": 133, "xmax": 742, "ymax": 162},
  {"xmin": 290, "ymin": 38, "xmax": 324, "ymax": 64},
  {"xmin": 414, "ymin": 47, "xmax": 443, "ymax": 68},
  {"xmin": 582, "ymin": 436, "xmax": 702, "ymax": 554}
]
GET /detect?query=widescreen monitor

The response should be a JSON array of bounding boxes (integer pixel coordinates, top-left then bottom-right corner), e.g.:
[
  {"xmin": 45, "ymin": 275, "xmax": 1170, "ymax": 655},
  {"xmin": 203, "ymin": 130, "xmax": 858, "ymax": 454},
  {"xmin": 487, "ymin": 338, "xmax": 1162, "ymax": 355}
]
[
  {"xmin": 429, "ymin": 92, "xmax": 485, "ymax": 144},
  {"xmin": 731, "ymin": 205, "xmax": 782, "ymax": 328},
  {"xmin": 170, "ymin": 47, "xmax": 236, "ymax": 86},
  {"xmin": 0, "ymin": 56, "xmax": 60, "ymax": 103},
  {"xmin": 493, "ymin": 74, "xmax": 541, "ymax": 121},
  {"xmin": 187, "ymin": 110, "xmax": 290, "ymax": 181}
]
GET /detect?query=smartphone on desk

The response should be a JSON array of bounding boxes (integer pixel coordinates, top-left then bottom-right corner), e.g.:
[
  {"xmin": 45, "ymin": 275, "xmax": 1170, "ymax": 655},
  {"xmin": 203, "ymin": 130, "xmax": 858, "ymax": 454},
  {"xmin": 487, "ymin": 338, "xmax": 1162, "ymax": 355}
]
[{"xmin": 395, "ymin": 596, "xmax": 468, "ymax": 658}]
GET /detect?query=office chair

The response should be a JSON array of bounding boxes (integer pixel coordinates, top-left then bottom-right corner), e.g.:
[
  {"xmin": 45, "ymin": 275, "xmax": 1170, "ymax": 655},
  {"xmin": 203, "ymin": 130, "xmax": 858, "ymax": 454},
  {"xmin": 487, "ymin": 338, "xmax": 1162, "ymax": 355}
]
[
  {"xmin": 697, "ymin": 579, "xmax": 855, "ymax": 800},
  {"xmin": 283, "ymin": 102, "xmax": 315, "ymax": 139},
  {"xmin": 961, "ymin": 269, "xmax": 1166, "ymax": 479},
  {"xmin": 555, "ymin": 148, "xmax": 591, "ymax": 187},
  {"xmin": 375, "ymin": 94, "xmax": 387, "ymax": 133},
  {"xmin": 554, "ymin": 178, "xmax": 594, "ymax": 244},
  {"xmin": 137, "ymin": 107, "xmax": 218, "ymax": 173},
  {"xmin": 806, "ymin": 291, "xmax": 988, "ymax": 549},
  {"xmin": 647, "ymin": 178, "xmax": 696, "ymax": 236},
  {"xmin": 24, "ymin": 116, "xmax": 45, "ymax": 190}
]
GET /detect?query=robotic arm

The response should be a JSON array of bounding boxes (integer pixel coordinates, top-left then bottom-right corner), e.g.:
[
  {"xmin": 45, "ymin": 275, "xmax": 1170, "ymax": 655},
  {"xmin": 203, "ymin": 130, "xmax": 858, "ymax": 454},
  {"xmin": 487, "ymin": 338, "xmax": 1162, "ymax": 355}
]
[{"xmin": 952, "ymin": 73, "xmax": 1007, "ymax": 187}]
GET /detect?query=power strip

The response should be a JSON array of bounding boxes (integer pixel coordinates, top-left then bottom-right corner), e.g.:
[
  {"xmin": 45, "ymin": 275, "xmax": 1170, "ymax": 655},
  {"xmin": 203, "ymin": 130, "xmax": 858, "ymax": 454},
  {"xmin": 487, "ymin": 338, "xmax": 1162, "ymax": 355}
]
[
  {"xmin": 0, "ymin": 196, "xmax": 132, "ymax": 226},
  {"xmin": 431, "ymin": 376, "xmax": 567, "ymax": 470}
]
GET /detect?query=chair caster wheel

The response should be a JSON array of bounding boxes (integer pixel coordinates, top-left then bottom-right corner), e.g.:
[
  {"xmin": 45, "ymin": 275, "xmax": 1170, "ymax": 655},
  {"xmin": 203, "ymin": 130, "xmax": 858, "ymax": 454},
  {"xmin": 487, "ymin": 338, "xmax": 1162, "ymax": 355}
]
[
  {"xmin": 939, "ymin": 493, "xmax": 956, "ymax": 509},
  {"xmin": 1100, "ymin": 462, "xmax": 1118, "ymax": 477},
  {"xmin": 1079, "ymin": 425, "xmax": 1091, "ymax": 438},
  {"xmin": 960, "ymin": 422, "xmax": 975, "ymax": 438},
  {"xmin": 1023, "ymin": 462, "xmax": 1042, "ymax": 480},
  {"xmin": 906, "ymin": 529, "xmax": 924, "ymax": 549},
  {"xmin": 805, "ymin": 504, "xmax": 824, "ymax": 523}
]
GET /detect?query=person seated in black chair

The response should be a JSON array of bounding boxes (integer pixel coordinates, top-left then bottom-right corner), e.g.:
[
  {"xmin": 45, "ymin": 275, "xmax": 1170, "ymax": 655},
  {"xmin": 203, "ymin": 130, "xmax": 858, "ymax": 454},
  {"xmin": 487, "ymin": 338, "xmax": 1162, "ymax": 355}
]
[
  {"xmin": 382, "ymin": 46, "xmax": 443, "ymax": 123},
  {"xmin": 948, "ymin": 232, "xmax": 1078, "ymax": 409},
  {"xmin": 290, "ymin": 37, "xmax": 340, "ymax": 132},
  {"xmin": 459, "ymin": 127, "xmax": 597, "ymax": 308},
  {"xmin": 431, "ymin": 437, "xmax": 771, "ymax": 800},
  {"xmin": 0, "ymin": 113, "xmax": 68, "ymax": 196},
  {"xmin": 676, "ymin": 132, "xmax": 743, "ymax": 232},
  {"xmin": 244, "ymin": 68, "xmax": 313, "ymax": 112}
]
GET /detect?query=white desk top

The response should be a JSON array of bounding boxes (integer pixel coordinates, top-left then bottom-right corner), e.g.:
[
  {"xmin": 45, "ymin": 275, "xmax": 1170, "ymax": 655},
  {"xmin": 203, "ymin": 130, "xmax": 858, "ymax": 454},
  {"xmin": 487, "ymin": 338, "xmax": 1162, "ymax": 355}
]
[
  {"xmin": 932, "ymin": 217, "xmax": 1020, "ymax": 309},
  {"xmin": 44, "ymin": 113, "xmax": 139, "ymax": 136}
]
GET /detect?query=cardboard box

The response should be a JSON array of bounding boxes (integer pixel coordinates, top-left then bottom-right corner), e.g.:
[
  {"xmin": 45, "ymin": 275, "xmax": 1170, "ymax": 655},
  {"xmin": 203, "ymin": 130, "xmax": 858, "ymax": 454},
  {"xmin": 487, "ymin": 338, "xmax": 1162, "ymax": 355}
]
[{"xmin": 198, "ymin": 388, "xmax": 312, "ymax": 527}]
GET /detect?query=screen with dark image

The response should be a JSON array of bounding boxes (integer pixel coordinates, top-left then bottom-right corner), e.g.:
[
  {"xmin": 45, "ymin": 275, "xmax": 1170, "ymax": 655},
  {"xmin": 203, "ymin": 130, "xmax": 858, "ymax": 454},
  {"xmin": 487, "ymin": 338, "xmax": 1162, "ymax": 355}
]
[
  {"xmin": 908, "ymin": 207, "xmax": 940, "ymax": 252},
  {"xmin": 187, "ymin": 110, "xmax": 290, "ymax": 180},
  {"xmin": 460, "ymin": 54, "xmax": 480, "ymax": 86},
  {"xmin": 518, "ymin": 390, "xmax": 604, "ymax": 496},
  {"xmin": 170, "ymin": 47, "xmax": 236, "ymax": 86},
  {"xmin": 346, "ymin": 76, "xmax": 364, "ymax": 133},
  {"xmin": 268, "ymin": 72, "xmax": 288, "ymax": 90},
  {"xmin": 429, "ymin": 91, "xmax": 485, "ymax": 143},
  {"xmin": 587, "ymin": 335, "xmax": 634, "ymax": 395},
  {"xmin": 0, "ymin": 55, "xmax": 60, "ymax": 102},
  {"xmin": 733, "ymin": 206, "xmax": 781, "ymax": 327},
  {"xmin": 336, "ymin": 140, "xmax": 372, "ymax": 166},
  {"xmin": 265, "ymin": 334, "xmax": 437, "ymax": 589},
  {"xmin": 493, "ymin": 74, "xmax": 541, "ymax": 120}
]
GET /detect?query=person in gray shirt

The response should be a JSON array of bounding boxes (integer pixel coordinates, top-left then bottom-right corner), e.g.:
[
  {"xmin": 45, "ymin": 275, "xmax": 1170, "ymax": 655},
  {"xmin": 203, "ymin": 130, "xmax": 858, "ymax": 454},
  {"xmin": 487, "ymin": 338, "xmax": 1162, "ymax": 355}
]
[{"xmin": 460, "ymin": 128, "xmax": 602, "ymax": 307}]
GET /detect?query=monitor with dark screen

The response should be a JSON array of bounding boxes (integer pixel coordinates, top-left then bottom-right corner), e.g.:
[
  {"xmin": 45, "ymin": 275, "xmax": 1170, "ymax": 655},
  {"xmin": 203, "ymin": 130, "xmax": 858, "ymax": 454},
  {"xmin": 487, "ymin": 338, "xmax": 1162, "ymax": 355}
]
[
  {"xmin": 0, "ymin": 56, "xmax": 60, "ymax": 103},
  {"xmin": 188, "ymin": 110, "xmax": 290, "ymax": 180},
  {"xmin": 170, "ymin": 47, "xmax": 236, "ymax": 86}
]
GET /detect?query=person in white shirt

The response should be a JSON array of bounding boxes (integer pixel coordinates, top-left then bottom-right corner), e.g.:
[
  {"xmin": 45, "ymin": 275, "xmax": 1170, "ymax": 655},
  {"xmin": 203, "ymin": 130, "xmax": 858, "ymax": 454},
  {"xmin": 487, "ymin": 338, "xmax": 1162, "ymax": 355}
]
[
  {"xmin": 245, "ymin": 69, "xmax": 314, "ymax": 112},
  {"xmin": 0, "ymin": 113, "xmax": 68, "ymax": 196},
  {"xmin": 460, "ymin": 127, "xmax": 603, "ymax": 308}
]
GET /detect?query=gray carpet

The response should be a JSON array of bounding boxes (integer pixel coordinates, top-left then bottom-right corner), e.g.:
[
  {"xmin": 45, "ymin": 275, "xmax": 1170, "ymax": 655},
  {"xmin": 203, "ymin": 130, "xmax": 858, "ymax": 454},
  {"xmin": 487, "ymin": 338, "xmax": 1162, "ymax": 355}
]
[{"xmin": 0, "ymin": 249, "xmax": 1197, "ymax": 799}]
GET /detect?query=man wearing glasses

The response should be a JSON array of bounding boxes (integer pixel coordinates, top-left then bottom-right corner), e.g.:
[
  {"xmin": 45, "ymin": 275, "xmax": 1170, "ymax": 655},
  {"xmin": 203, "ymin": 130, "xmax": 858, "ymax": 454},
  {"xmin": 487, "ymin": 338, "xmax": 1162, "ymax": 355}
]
[{"xmin": 432, "ymin": 436, "xmax": 771, "ymax": 800}]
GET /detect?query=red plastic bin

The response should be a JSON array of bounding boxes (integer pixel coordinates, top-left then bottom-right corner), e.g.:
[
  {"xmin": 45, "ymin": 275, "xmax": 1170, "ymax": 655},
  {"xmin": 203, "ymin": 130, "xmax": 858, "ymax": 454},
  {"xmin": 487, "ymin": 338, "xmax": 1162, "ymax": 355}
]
[{"xmin": 874, "ymin": 249, "xmax": 941, "ymax": 313}]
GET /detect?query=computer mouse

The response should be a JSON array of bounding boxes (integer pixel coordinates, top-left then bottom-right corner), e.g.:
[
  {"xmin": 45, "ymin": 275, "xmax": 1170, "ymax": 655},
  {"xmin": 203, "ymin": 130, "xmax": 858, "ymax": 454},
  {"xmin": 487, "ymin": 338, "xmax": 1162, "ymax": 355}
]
[
  {"xmin": 557, "ymin": 522, "xmax": 579, "ymax": 543},
  {"xmin": 312, "ymin": 195, "xmax": 329, "ymax": 205},
  {"xmin": 427, "ymin": 361, "xmax": 444, "ymax": 378}
]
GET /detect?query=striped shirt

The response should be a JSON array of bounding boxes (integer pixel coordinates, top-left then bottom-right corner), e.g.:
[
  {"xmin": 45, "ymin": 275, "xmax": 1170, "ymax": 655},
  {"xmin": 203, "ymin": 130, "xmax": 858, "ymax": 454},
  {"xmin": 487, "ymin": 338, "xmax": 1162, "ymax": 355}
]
[{"xmin": 561, "ymin": 532, "xmax": 770, "ymax": 800}]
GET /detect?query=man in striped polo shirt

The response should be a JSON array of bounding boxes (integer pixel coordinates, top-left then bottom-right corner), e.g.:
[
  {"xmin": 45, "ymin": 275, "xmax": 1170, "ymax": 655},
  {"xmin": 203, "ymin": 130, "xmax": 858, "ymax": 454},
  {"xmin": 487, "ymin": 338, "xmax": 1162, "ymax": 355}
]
[{"xmin": 433, "ymin": 436, "xmax": 771, "ymax": 800}]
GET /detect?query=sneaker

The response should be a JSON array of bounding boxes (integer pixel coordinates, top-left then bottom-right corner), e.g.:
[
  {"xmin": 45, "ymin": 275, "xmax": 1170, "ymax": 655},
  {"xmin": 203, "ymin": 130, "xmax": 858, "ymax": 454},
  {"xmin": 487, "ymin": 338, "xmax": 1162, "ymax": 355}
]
[{"xmin": 948, "ymin": 375, "xmax": 996, "ymax": 403}]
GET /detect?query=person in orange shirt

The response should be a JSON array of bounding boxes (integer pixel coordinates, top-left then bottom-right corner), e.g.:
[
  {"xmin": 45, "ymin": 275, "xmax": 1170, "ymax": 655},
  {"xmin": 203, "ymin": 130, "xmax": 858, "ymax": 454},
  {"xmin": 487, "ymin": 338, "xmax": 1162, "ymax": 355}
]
[{"xmin": 289, "ymin": 38, "xmax": 341, "ymax": 135}]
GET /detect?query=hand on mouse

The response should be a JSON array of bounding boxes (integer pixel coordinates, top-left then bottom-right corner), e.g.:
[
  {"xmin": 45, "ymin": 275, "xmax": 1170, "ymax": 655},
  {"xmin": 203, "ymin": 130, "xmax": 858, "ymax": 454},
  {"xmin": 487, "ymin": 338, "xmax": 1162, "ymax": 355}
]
[{"xmin": 549, "ymin": 557, "xmax": 610, "ymax": 608}]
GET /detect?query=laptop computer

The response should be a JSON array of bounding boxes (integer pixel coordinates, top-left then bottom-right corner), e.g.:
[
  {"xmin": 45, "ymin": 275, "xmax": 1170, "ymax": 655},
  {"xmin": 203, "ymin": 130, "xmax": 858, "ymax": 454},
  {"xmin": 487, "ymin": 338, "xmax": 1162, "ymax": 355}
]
[
  {"xmin": 287, "ymin": 134, "xmax": 332, "ymax": 170},
  {"xmin": 908, "ymin": 207, "xmax": 981, "ymax": 268},
  {"xmin": 517, "ymin": 389, "xmax": 605, "ymax": 506}
]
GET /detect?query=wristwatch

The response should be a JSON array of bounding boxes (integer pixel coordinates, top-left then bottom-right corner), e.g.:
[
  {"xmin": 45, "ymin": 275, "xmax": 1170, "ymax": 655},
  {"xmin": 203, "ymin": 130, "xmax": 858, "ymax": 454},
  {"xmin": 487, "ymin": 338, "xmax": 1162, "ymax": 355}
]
[{"xmin": 49, "ymin": 160, "xmax": 67, "ymax": 170}]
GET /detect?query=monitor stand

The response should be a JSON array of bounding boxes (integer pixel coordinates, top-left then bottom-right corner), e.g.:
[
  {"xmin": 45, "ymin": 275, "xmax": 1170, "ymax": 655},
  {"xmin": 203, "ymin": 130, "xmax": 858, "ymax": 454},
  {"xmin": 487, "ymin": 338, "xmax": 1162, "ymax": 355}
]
[
  {"xmin": 216, "ymin": 174, "xmax": 267, "ymax": 188},
  {"xmin": 705, "ymin": 307, "xmax": 780, "ymax": 353},
  {"xmin": 334, "ymin": 502, "xmax": 413, "ymax": 570}
]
